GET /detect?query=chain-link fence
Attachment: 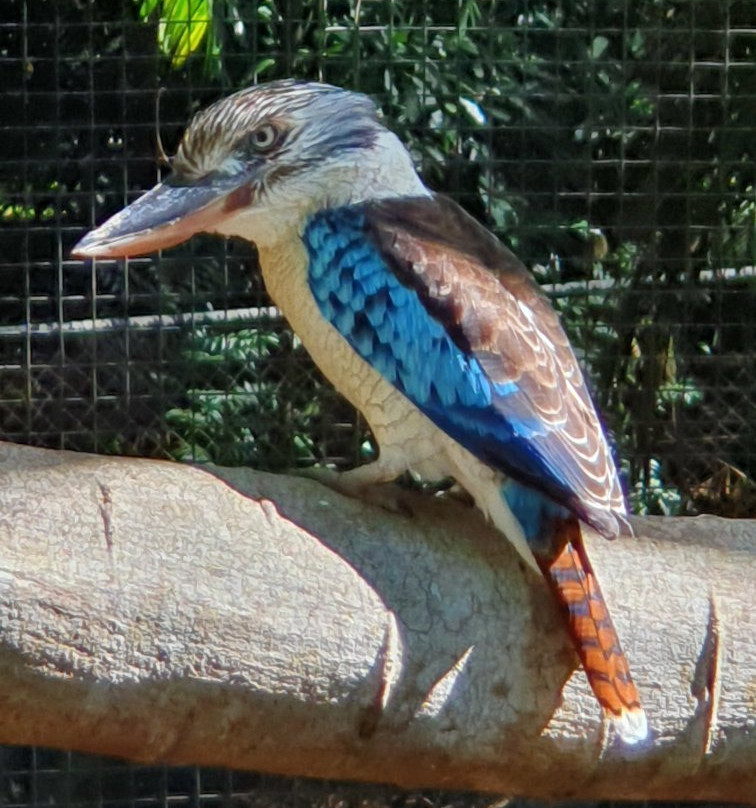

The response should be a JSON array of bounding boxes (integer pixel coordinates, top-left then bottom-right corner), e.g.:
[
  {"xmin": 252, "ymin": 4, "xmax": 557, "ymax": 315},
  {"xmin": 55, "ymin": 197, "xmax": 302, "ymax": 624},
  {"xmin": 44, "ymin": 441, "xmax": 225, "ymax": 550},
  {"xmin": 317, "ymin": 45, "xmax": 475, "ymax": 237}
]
[{"xmin": 1, "ymin": 0, "xmax": 755, "ymax": 805}]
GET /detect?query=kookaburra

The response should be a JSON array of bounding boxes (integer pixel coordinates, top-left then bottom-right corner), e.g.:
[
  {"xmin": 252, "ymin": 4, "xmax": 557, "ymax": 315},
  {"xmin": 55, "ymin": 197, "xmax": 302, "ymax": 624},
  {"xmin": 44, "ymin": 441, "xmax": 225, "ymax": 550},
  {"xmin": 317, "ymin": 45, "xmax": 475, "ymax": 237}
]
[{"xmin": 73, "ymin": 79, "xmax": 648, "ymax": 744}]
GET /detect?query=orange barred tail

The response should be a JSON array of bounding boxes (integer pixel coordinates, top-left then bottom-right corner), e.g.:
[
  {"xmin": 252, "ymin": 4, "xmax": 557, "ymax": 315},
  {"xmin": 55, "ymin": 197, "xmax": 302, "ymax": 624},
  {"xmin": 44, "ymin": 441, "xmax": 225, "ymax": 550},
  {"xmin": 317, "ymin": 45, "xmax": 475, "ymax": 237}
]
[{"xmin": 538, "ymin": 521, "xmax": 648, "ymax": 744}]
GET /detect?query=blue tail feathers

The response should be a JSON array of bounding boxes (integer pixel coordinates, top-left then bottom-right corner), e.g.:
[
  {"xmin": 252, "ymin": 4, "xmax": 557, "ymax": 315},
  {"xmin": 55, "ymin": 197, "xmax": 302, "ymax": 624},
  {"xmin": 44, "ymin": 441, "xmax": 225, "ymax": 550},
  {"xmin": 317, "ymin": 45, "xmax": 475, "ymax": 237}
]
[{"xmin": 501, "ymin": 479, "xmax": 571, "ymax": 555}]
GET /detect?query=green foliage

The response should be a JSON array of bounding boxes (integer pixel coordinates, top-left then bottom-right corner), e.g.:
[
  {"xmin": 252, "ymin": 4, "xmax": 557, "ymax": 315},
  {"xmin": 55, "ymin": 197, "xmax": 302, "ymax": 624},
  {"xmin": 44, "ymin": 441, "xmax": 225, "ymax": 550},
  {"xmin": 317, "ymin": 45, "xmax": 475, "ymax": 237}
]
[
  {"xmin": 4, "ymin": 0, "xmax": 751, "ymax": 512},
  {"xmin": 163, "ymin": 327, "xmax": 318, "ymax": 467},
  {"xmin": 135, "ymin": 0, "xmax": 220, "ymax": 71},
  {"xmin": 629, "ymin": 457, "xmax": 684, "ymax": 517}
]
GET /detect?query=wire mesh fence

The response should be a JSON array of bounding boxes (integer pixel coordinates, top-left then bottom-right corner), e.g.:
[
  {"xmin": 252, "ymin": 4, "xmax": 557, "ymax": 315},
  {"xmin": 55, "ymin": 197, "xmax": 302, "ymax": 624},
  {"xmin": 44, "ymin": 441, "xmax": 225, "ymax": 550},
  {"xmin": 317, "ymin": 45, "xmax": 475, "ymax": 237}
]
[
  {"xmin": 0, "ymin": 747, "xmax": 510, "ymax": 808},
  {"xmin": 1, "ymin": 0, "xmax": 755, "ymax": 805},
  {"xmin": 2, "ymin": 0, "xmax": 755, "ymax": 514}
]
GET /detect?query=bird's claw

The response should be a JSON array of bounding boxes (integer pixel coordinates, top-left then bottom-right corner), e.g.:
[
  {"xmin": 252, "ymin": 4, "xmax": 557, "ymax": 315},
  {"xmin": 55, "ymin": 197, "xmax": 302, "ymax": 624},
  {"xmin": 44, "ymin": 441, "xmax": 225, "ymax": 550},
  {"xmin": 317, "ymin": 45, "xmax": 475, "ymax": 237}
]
[{"xmin": 294, "ymin": 466, "xmax": 415, "ymax": 517}]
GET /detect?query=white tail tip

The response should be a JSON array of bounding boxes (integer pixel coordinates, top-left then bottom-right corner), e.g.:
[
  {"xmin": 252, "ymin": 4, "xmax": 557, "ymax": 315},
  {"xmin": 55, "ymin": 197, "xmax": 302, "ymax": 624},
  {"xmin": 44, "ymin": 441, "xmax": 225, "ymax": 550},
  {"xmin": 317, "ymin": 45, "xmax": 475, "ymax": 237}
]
[{"xmin": 612, "ymin": 706, "xmax": 649, "ymax": 745}]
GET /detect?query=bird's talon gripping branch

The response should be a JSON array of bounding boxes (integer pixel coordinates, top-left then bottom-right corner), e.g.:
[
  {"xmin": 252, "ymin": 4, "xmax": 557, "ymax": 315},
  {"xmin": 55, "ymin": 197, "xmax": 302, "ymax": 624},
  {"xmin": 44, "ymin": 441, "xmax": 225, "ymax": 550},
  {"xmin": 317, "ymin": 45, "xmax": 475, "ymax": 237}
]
[
  {"xmin": 342, "ymin": 481, "xmax": 417, "ymax": 518},
  {"xmin": 73, "ymin": 79, "xmax": 648, "ymax": 744},
  {"xmin": 300, "ymin": 466, "xmax": 416, "ymax": 517}
]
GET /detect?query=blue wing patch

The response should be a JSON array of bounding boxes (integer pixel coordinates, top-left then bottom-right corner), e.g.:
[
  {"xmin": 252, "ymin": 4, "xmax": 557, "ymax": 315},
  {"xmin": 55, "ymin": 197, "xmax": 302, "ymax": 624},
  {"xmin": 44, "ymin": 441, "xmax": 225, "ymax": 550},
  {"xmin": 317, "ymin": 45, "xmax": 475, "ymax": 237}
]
[{"xmin": 303, "ymin": 205, "xmax": 577, "ymax": 535}]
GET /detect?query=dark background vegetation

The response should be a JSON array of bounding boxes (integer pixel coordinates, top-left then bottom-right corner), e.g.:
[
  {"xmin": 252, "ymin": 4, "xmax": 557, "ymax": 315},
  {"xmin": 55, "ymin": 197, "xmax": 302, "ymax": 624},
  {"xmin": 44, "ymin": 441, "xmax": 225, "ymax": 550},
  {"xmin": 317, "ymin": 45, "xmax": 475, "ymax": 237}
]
[{"xmin": 0, "ymin": 0, "xmax": 754, "ymax": 806}]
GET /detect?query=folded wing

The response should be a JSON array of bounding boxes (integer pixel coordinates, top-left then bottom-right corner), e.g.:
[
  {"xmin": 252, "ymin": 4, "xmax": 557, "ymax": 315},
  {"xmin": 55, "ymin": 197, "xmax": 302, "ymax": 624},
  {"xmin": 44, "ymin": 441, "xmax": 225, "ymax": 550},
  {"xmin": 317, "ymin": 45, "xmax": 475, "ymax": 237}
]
[{"xmin": 304, "ymin": 194, "xmax": 628, "ymax": 537}]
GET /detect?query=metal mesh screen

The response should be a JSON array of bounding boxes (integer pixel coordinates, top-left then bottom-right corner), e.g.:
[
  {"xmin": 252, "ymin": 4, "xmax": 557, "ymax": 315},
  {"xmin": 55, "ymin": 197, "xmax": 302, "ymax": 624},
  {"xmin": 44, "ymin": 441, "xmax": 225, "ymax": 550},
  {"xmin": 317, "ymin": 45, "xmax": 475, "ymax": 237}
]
[
  {"xmin": 2, "ymin": 0, "xmax": 755, "ymax": 515},
  {"xmin": 0, "ymin": 746, "xmax": 506, "ymax": 808},
  {"xmin": 1, "ymin": 0, "xmax": 755, "ymax": 804}
]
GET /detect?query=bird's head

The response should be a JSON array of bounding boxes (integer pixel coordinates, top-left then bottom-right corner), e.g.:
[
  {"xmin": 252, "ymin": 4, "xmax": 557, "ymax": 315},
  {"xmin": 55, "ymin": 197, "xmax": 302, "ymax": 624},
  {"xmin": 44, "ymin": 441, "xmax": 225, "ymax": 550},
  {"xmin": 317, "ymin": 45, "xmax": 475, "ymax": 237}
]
[{"xmin": 73, "ymin": 79, "xmax": 427, "ymax": 258}]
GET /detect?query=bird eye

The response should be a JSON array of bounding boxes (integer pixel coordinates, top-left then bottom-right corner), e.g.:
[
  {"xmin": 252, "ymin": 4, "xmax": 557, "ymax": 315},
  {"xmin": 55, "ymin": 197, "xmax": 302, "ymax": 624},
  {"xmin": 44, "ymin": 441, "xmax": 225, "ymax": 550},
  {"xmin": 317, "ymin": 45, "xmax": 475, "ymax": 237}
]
[{"xmin": 250, "ymin": 123, "xmax": 279, "ymax": 152}]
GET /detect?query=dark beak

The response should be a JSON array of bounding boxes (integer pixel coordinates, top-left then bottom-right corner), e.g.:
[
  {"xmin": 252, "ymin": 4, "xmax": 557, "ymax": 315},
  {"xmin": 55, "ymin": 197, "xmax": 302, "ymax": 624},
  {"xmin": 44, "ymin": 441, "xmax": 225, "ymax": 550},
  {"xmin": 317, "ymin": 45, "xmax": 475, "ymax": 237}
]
[{"xmin": 71, "ymin": 174, "xmax": 253, "ymax": 259}]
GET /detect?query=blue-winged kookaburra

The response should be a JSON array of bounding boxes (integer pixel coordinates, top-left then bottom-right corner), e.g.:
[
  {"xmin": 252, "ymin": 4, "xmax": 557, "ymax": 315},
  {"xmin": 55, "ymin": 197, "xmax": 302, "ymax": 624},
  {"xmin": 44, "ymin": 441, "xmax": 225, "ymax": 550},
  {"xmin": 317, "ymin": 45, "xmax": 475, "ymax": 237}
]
[{"xmin": 73, "ymin": 79, "xmax": 648, "ymax": 743}]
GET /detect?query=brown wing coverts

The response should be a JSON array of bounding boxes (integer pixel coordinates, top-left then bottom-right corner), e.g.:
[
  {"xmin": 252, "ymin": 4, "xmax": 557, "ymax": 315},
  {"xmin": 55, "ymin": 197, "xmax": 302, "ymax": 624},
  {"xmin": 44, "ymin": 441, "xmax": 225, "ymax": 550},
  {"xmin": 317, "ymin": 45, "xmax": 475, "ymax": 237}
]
[{"xmin": 364, "ymin": 195, "xmax": 629, "ymax": 537}]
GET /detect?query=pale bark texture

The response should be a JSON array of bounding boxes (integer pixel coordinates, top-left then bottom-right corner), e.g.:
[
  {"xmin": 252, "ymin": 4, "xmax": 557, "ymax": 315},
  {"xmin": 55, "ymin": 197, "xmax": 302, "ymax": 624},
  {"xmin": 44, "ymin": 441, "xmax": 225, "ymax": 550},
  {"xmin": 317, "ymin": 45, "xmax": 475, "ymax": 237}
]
[{"xmin": 0, "ymin": 441, "xmax": 753, "ymax": 802}]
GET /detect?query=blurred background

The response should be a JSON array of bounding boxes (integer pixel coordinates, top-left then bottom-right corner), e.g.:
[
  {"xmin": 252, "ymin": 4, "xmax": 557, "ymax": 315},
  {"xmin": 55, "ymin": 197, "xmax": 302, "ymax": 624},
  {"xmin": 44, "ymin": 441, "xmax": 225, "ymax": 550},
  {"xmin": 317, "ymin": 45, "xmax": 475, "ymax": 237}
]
[{"xmin": 0, "ymin": 0, "xmax": 754, "ymax": 806}]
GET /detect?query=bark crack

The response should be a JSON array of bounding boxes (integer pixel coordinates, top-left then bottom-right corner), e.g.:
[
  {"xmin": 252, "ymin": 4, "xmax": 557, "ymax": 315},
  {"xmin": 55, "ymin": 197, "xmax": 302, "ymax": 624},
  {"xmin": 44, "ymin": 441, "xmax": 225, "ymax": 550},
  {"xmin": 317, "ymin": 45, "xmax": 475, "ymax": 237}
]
[
  {"xmin": 96, "ymin": 480, "xmax": 114, "ymax": 552},
  {"xmin": 692, "ymin": 592, "xmax": 722, "ymax": 759},
  {"xmin": 415, "ymin": 644, "xmax": 475, "ymax": 719},
  {"xmin": 358, "ymin": 612, "xmax": 403, "ymax": 739}
]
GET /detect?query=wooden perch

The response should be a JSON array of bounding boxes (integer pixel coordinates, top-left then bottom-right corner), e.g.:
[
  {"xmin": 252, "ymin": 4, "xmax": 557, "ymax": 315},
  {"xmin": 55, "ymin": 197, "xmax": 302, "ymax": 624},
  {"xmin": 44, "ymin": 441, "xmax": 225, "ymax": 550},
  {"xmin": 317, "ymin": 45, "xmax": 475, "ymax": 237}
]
[{"xmin": 0, "ymin": 441, "xmax": 753, "ymax": 803}]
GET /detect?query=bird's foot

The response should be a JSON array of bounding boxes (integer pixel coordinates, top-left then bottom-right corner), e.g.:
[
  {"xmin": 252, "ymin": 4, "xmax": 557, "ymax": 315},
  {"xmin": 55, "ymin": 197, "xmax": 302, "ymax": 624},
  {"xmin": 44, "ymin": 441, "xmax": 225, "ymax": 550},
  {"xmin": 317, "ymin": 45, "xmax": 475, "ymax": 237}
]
[
  {"xmin": 296, "ymin": 466, "xmax": 416, "ymax": 516},
  {"xmin": 441, "ymin": 481, "xmax": 476, "ymax": 507}
]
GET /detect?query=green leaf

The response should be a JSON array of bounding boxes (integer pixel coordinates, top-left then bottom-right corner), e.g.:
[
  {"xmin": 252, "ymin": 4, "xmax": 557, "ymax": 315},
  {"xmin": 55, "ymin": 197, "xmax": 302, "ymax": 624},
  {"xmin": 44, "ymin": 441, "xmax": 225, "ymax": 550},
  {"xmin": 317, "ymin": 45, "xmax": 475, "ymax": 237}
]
[
  {"xmin": 459, "ymin": 96, "xmax": 486, "ymax": 125},
  {"xmin": 135, "ymin": 0, "xmax": 161, "ymax": 19},
  {"xmin": 138, "ymin": 0, "xmax": 212, "ymax": 68},
  {"xmin": 591, "ymin": 35, "xmax": 609, "ymax": 59},
  {"xmin": 254, "ymin": 57, "xmax": 276, "ymax": 77}
]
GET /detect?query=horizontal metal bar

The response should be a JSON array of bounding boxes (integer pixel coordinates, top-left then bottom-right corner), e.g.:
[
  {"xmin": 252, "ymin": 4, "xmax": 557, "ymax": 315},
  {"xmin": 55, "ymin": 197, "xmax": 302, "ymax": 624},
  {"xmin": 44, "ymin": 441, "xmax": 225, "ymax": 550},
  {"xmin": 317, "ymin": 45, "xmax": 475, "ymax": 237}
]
[
  {"xmin": 0, "ymin": 267, "xmax": 752, "ymax": 339},
  {"xmin": 0, "ymin": 307, "xmax": 280, "ymax": 338}
]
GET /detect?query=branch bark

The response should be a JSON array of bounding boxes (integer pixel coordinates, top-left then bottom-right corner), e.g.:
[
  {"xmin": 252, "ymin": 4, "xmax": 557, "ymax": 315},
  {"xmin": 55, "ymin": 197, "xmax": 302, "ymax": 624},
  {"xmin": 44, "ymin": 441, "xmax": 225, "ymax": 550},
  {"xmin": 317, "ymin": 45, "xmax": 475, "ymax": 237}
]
[{"xmin": 0, "ymin": 441, "xmax": 753, "ymax": 802}]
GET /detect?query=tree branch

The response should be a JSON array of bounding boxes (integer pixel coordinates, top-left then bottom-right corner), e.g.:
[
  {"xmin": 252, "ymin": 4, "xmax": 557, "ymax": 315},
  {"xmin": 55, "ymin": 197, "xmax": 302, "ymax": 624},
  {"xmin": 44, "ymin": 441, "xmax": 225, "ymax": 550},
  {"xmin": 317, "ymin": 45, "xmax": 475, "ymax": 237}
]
[{"xmin": 0, "ymin": 441, "xmax": 753, "ymax": 802}]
